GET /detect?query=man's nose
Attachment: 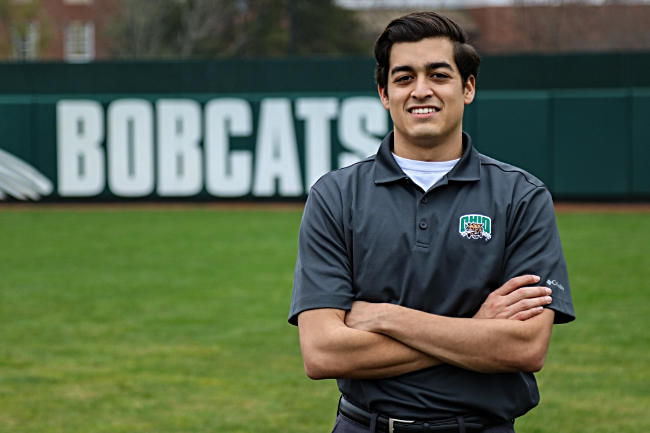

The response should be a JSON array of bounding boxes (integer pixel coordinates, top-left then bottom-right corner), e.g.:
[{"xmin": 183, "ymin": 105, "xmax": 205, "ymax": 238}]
[{"xmin": 411, "ymin": 77, "xmax": 433, "ymax": 99}]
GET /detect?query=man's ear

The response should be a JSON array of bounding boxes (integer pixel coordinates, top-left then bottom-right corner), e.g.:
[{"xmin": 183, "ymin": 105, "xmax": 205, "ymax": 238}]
[
  {"xmin": 378, "ymin": 84, "xmax": 390, "ymax": 109},
  {"xmin": 463, "ymin": 75, "xmax": 476, "ymax": 105}
]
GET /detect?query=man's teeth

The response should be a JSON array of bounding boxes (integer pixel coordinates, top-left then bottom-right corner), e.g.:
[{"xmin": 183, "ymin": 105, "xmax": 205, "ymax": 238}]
[{"xmin": 411, "ymin": 108, "xmax": 436, "ymax": 114}]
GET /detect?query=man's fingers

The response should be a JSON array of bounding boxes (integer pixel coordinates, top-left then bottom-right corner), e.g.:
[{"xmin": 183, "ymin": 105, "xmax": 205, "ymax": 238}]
[
  {"xmin": 507, "ymin": 286, "xmax": 552, "ymax": 304},
  {"xmin": 510, "ymin": 306, "xmax": 545, "ymax": 321},
  {"xmin": 493, "ymin": 274, "xmax": 541, "ymax": 296},
  {"xmin": 521, "ymin": 295, "xmax": 552, "ymax": 309},
  {"xmin": 506, "ymin": 294, "xmax": 552, "ymax": 320},
  {"xmin": 477, "ymin": 276, "xmax": 551, "ymax": 320}
]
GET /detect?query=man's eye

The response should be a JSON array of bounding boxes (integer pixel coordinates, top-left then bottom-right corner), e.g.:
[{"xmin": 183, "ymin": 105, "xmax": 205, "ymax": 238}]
[
  {"xmin": 431, "ymin": 73, "xmax": 449, "ymax": 79},
  {"xmin": 395, "ymin": 76, "xmax": 412, "ymax": 83}
]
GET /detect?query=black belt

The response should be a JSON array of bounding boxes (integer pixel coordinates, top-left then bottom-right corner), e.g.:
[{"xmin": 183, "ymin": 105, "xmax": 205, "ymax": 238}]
[{"xmin": 338, "ymin": 396, "xmax": 502, "ymax": 433}]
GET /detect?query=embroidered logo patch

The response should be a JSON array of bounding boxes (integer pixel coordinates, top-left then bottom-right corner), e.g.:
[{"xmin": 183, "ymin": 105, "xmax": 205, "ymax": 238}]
[{"xmin": 459, "ymin": 214, "xmax": 492, "ymax": 241}]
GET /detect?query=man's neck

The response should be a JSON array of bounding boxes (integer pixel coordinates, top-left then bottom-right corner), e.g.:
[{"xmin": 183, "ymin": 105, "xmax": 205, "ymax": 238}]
[{"xmin": 393, "ymin": 130, "xmax": 463, "ymax": 162}]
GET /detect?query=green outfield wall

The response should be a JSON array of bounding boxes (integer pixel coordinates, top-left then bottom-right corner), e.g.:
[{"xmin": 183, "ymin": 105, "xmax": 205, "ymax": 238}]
[{"xmin": 1, "ymin": 52, "xmax": 649, "ymax": 202}]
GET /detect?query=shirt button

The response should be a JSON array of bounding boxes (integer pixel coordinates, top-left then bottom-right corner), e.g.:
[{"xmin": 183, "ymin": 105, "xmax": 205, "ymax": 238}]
[
  {"xmin": 419, "ymin": 219, "xmax": 428, "ymax": 230},
  {"xmin": 422, "ymin": 197, "xmax": 428, "ymax": 203}
]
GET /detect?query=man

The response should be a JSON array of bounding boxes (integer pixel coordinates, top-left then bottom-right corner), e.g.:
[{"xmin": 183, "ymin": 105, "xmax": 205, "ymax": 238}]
[{"xmin": 289, "ymin": 11, "xmax": 574, "ymax": 433}]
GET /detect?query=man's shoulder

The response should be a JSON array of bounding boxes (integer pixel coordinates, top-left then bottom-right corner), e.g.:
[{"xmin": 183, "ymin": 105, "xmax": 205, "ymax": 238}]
[
  {"xmin": 475, "ymin": 152, "xmax": 556, "ymax": 213},
  {"xmin": 478, "ymin": 153, "xmax": 546, "ymax": 190},
  {"xmin": 311, "ymin": 154, "xmax": 377, "ymax": 193}
]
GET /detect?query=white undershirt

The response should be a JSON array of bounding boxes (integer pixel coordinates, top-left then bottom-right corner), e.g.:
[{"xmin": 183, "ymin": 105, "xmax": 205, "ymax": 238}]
[{"xmin": 392, "ymin": 153, "xmax": 460, "ymax": 192}]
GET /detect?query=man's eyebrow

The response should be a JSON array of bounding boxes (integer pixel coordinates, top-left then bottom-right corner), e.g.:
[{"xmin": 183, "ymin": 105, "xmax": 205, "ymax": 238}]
[
  {"xmin": 390, "ymin": 62, "xmax": 455, "ymax": 76},
  {"xmin": 390, "ymin": 65, "xmax": 415, "ymax": 76},
  {"xmin": 427, "ymin": 62, "xmax": 454, "ymax": 71}
]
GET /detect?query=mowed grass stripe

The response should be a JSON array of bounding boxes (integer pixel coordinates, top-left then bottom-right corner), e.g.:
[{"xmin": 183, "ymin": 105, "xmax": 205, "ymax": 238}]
[{"xmin": 1, "ymin": 209, "xmax": 648, "ymax": 432}]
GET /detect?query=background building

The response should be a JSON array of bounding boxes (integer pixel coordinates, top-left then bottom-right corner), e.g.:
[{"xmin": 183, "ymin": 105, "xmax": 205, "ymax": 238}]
[
  {"xmin": 0, "ymin": 0, "xmax": 119, "ymax": 62},
  {"xmin": 339, "ymin": 0, "xmax": 650, "ymax": 54},
  {"xmin": 1, "ymin": 0, "xmax": 650, "ymax": 62}
]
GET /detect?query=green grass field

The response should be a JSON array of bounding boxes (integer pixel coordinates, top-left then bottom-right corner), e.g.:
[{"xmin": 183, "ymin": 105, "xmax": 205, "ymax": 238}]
[{"xmin": 1, "ymin": 206, "xmax": 648, "ymax": 433}]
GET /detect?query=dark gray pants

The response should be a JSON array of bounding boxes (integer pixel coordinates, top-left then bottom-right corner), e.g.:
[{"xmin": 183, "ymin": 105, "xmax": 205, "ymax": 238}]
[{"xmin": 331, "ymin": 414, "xmax": 515, "ymax": 433}]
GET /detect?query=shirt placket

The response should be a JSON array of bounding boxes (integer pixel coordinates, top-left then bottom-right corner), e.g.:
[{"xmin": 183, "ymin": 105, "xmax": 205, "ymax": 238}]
[{"xmin": 415, "ymin": 190, "xmax": 435, "ymax": 249}]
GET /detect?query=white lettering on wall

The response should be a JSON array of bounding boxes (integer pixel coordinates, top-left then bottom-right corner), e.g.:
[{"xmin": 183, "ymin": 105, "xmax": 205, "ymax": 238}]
[
  {"xmin": 338, "ymin": 97, "xmax": 387, "ymax": 168},
  {"xmin": 253, "ymin": 98, "xmax": 302, "ymax": 197},
  {"xmin": 296, "ymin": 98, "xmax": 338, "ymax": 190},
  {"xmin": 156, "ymin": 99, "xmax": 203, "ymax": 196},
  {"xmin": 205, "ymin": 98, "xmax": 252, "ymax": 197},
  {"xmin": 57, "ymin": 100, "xmax": 105, "ymax": 196},
  {"xmin": 54, "ymin": 96, "xmax": 388, "ymax": 199},
  {"xmin": 107, "ymin": 99, "xmax": 155, "ymax": 197}
]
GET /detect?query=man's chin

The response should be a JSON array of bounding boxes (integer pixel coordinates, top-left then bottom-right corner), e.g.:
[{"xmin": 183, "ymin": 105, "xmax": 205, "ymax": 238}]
[{"xmin": 408, "ymin": 132, "xmax": 447, "ymax": 147}]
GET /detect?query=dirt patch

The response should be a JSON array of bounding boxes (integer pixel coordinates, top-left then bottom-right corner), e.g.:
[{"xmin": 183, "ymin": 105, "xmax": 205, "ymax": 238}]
[
  {"xmin": 2, "ymin": 200, "xmax": 649, "ymax": 213},
  {"xmin": 0, "ymin": 200, "xmax": 306, "ymax": 212}
]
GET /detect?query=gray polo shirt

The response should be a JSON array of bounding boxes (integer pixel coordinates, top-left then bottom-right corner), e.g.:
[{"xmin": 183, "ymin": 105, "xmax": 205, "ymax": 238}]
[{"xmin": 289, "ymin": 131, "xmax": 575, "ymax": 421}]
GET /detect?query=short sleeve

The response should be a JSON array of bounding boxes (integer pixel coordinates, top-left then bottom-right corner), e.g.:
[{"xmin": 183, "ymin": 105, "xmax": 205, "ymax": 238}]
[
  {"xmin": 503, "ymin": 187, "xmax": 575, "ymax": 324},
  {"xmin": 288, "ymin": 185, "xmax": 355, "ymax": 326}
]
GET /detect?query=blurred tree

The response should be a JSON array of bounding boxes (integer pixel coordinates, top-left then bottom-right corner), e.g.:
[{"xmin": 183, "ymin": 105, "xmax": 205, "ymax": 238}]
[
  {"xmin": 0, "ymin": 0, "xmax": 50, "ymax": 60},
  {"xmin": 291, "ymin": 0, "xmax": 368, "ymax": 55},
  {"xmin": 233, "ymin": 0, "xmax": 290, "ymax": 56},
  {"xmin": 107, "ymin": 0, "xmax": 370, "ymax": 58},
  {"xmin": 107, "ymin": 0, "xmax": 178, "ymax": 58}
]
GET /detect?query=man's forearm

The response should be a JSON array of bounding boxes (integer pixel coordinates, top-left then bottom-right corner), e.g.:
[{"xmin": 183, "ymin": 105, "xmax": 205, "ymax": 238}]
[
  {"xmin": 298, "ymin": 308, "xmax": 442, "ymax": 379},
  {"xmin": 349, "ymin": 303, "xmax": 555, "ymax": 373}
]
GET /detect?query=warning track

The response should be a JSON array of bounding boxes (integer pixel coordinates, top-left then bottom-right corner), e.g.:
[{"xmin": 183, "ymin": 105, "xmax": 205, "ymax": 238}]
[{"xmin": 1, "ymin": 201, "xmax": 649, "ymax": 213}]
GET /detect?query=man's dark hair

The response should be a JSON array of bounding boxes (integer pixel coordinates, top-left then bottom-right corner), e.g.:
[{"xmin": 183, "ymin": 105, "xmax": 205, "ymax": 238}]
[{"xmin": 374, "ymin": 11, "xmax": 480, "ymax": 91}]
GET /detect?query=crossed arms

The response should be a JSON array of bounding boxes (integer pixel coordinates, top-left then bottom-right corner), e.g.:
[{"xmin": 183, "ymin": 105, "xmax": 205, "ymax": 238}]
[{"xmin": 297, "ymin": 275, "xmax": 555, "ymax": 380}]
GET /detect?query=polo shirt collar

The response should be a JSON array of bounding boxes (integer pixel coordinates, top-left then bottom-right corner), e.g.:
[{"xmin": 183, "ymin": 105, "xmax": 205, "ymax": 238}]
[
  {"xmin": 448, "ymin": 132, "xmax": 481, "ymax": 182},
  {"xmin": 373, "ymin": 132, "xmax": 408, "ymax": 184},
  {"xmin": 373, "ymin": 131, "xmax": 481, "ymax": 184}
]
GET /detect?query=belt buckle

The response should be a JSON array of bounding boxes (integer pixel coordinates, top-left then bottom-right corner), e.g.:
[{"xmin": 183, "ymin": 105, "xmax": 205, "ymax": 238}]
[{"xmin": 388, "ymin": 417, "xmax": 415, "ymax": 433}]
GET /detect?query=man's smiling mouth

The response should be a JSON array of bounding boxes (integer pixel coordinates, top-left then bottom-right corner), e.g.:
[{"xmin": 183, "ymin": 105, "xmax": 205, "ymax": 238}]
[{"xmin": 408, "ymin": 107, "xmax": 440, "ymax": 114}]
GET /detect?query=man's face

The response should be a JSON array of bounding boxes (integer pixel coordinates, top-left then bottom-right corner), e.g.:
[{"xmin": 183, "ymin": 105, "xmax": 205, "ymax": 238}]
[{"xmin": 378, "ymin": 37, "xmax": 475, "ymax": 158}]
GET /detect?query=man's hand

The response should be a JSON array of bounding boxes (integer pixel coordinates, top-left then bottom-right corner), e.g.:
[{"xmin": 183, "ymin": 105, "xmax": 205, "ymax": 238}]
[
  {"xmin": 345, "ymin": 274, "xmax": 552, "ymax": 332},
  {"xmin": 473, "ymin": 275, "xmax": 552, "ymax": 321},
  {"xmin": 298, "ymin": 308, "xmax": 442, "ymax": 379},
  {"xmin": 342, "ymin": 274, "xmax": 555, "ymax": 373},
  {"xmin": 344, "ymin": 301, "xmax": 388, "ymax": 333}
]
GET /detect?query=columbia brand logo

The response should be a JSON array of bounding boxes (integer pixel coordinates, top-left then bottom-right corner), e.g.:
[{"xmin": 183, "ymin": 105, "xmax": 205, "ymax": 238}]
[
  {"xmin": 459, "ymin": 214, "xmax": 492, "ymax": 241},
  {"xmin": 546, "ymin": 279, "xmax": 565, "ymax": 291}
]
